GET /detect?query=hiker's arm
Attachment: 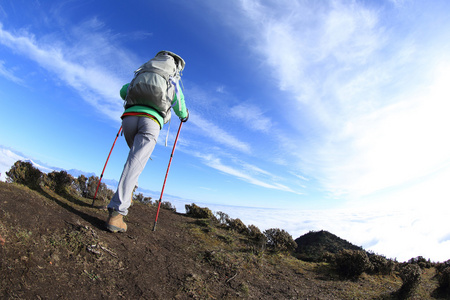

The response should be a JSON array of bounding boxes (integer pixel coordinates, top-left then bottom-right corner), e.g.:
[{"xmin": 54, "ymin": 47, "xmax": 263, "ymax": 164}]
[
  {"xmin": 120, "ymin": 83, "xmax": 129, "ymax": 100},
  {"xmin": 172, "ymin": 82, "xmax": 188, "ymax": 120}
]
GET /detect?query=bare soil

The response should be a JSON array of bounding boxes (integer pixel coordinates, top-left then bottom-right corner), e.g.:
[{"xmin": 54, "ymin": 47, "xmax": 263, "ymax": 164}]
[{"xmin": 0, "ymin": 182, "xmax": 443, "ymax": 299}]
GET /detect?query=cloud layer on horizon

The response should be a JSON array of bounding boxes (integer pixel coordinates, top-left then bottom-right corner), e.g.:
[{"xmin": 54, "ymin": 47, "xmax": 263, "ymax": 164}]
[{"xmin": 1, "ymin": 145, "xmax": 449, "ymax": 263}]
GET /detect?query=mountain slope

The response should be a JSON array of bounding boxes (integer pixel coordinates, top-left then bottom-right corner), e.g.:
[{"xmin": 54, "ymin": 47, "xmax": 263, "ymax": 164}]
[{"xmin": 0, "ymin": 182, "xmax": 441, "ymax": 299}]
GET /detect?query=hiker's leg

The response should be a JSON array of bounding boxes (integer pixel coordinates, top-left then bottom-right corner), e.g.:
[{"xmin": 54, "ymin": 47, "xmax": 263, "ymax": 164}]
[
  {"xmin": 107, "ymin": 117, "xmax": 160, "ymax": 215},
  {"xmin": 123, "ymin": 116, "xmax": 139, "ymax": 148}
]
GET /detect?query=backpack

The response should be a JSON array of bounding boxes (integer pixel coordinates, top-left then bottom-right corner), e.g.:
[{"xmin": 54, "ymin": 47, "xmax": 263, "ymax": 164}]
[{"xmin": 125, "ymin": 51, "xmax": 185, "ymax": 124}]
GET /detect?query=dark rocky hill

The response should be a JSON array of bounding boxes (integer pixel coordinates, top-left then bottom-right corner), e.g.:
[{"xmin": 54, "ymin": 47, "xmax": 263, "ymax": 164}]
[{"xmin": 295, "ymin": 230, "xmax": 363, "ymax": 262}]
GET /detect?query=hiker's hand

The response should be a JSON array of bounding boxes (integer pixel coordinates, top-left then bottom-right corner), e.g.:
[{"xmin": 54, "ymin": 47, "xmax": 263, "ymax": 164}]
[{"xmin": 180, "ymin": 109, "xmax": 189, "ymax": 122}]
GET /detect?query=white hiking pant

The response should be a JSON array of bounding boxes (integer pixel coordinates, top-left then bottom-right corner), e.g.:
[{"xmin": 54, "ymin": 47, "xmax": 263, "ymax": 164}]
[{"xmin": 107, "ymin": 116, "xmax": 160, "ymax": 215}]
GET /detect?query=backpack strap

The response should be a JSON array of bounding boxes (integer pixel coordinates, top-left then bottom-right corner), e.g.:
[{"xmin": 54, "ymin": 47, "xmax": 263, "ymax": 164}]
[{"xmin": 169, "ymin": 77, "xmax": 182, "ymax": 113}]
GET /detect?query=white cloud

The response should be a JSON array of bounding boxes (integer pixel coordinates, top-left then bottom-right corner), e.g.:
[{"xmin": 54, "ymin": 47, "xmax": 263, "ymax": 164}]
[
  {"xmin": 0, "ymin": 147, "xmax": 56, "ymax": 181},
  {"xmin": 193, "ymin": 151, "xmax": 299, "ymax": 194},
  {"xmin": 230, "ymin": 103, "xmax": 273, "ymax": 133},
  {"xmin": 305, "ymin": 60, "xmax": 450, "ymax": 199},
  {"xmin": 0, "ymin": 60, "xmax": 23, "ymax": 84},
  {"xmin": 0, "ymin": 148, "xmax": 24, "ymax": 181},
  {"xmin": 190, "ymin": 112, "xmax": 252, "ymax": 154},
  {"xmin": 216, "ymin": 85, "xmax": 226, "ymax": 93},
  {"xmin": 0, "ymin": 22, "xmax": 130, "ymax": 121}
]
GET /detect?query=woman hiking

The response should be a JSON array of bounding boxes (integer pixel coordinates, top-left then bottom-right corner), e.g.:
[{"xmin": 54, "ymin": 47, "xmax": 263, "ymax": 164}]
[{"xmin": 106, "ymin": 50, "xmax": 189, "ymax": 233}]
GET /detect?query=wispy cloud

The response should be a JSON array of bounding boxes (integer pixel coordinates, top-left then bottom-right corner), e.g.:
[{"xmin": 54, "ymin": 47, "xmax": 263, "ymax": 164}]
[
  {"xmin": 0, "ymin": 60, "xmax": 23, "ymax": 84},
  {"xmin": 191, "ymin": 151, "xmax": 301, "ymax": 194},
  {"xmin": 214, "ymin": 0, "xmax": 450, "ymax": 200},
  {"xmin": 0, "ymin": 21, "xmax": 131, "ymax": 121},
  {"xmin": 190, "ymin": 112, "xmax": 251, "ymax": 154},
  {"xmin": 230, "ymin": 103, "xmax": 273, "ymax": 133}
]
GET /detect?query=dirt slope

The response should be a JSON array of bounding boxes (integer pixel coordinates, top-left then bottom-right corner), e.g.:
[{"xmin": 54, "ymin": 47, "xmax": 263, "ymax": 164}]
[{"xmin": 0, "ymin": 182, "xmax": 442, "ymax": 299}]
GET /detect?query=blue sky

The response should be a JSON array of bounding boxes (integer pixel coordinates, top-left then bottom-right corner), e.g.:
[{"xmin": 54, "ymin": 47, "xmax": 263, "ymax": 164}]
[{"xmin": 1, "ymin": 0, "xmax": 450, "ymax": 262}]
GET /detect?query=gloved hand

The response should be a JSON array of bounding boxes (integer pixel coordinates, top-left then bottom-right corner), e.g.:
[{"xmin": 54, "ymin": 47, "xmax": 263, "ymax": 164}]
[{"xmin": 180, "ymin": 109, "xmax": 189, "ymax": 122}]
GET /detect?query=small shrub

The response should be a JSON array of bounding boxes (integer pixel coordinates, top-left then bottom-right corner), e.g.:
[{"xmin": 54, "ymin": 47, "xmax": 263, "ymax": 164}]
[
  {"xmin": 264, "ymin": 228, "xmax": 297, "ymax": 253},
  {"xmin": 41, "ymin": 173, "xmax": 55, "ymax": 190},
  {"xmin": 436, "ymin": 266, "xmax": 450, "ymax": 295},
  {"xmin": 369, "ymin": 254, "xmax": 395, "ymax": 275},
  {"xmin": 397, "ymin": 263, "xmax": 421, "ymax": 299},
  {"xmin": 6, "ymin": 160, "xmax": 42, "ymax": 189},
  {"xmin": 85, "ymin": 176, "xmax": 100, "ymax": 199},
  {"xmin": 436, "ymin": 260, "xmax": 450, "ymax": 295},
  {"xmin": 226, "ymin": 218, "xmax": 248, "ymax": 234},
  {"xmin": 185, "ymin": 203, "xmax": 214, "ymax": 219},
  {"xmin": 133, "ymin": 193, "xmax": 144, "ymax": 202},
  {"xmin": 436, "ymin": 259, "xmax": 450, "ymax": 273},
  {"xmin": 160, "ymin": 201, "xmax": 176, "ymax": 212},
  {"xmin": 215, "ymin": 211, "xmax": 230, "ymax": 225},
  {"xmin": 47, "ymin": 171, "xmax": 74, "ymax": 194},
  {"xmin": 142, "ymin": 197, "xmax": 152, "ymax": 205},
  {"xmin": 247, "ymin": 225, "xmax": 267, "ymax": 253},
  {"xmin": 408, "ymin": 256, "xmax": 432, "ymax": 269},
  {"xmin": 133, "ymin": 193, "xmax": 153, "ymax": 204},
  {"xmin": 76, "ymin": 175, "xmax": 88, "ymax": 197},
  {"xmin": 334, "ymin": 249, "xmax": 373, "ymax": 279},
  {"xmin": 95, "ymin": 182, "xmax": 110, "ymax": 201}
]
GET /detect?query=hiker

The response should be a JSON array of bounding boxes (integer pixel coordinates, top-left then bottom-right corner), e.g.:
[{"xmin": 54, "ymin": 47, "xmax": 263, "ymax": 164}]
[{"xmin": 106, "ymin": 51, "xmax": 189, "ymax": 233}]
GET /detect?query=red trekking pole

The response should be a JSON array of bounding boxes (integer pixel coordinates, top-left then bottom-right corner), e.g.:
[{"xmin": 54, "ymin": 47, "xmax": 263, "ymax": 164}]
[
  {"xmin": 91, "ymin": 126, "xmax": 122, "ymax": 207},
  {"xmin": 153, "ymin": 121, "xmax": 183, "ymax": 231}
]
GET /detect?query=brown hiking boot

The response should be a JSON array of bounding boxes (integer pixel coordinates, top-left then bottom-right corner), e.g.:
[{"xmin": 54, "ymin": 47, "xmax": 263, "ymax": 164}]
[{"xmin": 106, "ymin": 209, "xmax": 127, "ymax": 233}]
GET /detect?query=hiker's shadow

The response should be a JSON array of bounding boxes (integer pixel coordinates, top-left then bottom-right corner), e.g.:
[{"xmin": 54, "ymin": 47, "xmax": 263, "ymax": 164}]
[
  {"xmin": 38, "ymin": 188, "xmax": 106, "ymax": 231},
  {"xmin": 63, "ymin": 192, "xmax": 94, "ymax": 208}
]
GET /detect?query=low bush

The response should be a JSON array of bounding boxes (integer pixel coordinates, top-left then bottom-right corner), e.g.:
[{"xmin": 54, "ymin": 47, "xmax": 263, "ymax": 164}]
[
  {"xmin": 438, "ymin": 267, "xmax": 450, "ymax": 293},
  {"xmin": 185, "ymin": 203, "xmax": 215, "ymax": 219},
  {"xmin": 368, "ymin": 254, "xmax": 395, "ymax": 275},
  {"xmin": 264, "ymin": 228, "xmax": 297, "ymax": 253},
  {"xmin": 133, "ymin": 193, "xmax": 153, "ymax": 204},
  {"xmin": 247, "ymin": 225, "xmax": 267, "ymax": 253},
  {"xmin": 47, "ymin": 171, "xmax": 74, "ymax": 194},
  {"xmin": 397, "ymin": 263, "xmax": 421, "ymax": 299},
  {"xmin": 160, "ymin": 201, "xmax": 176, "ymax": 212},
  {"xmin": 334, "ymin": 249, "xmax": 373, "ymax": 279},
  {"xmin": 226, "ymin": 218, "xmax": 248, "ymax": 234},
  {"xmin": 6, "ymin": 160, "xmax": 42, "ymax": 189},
  {"xmin": 215, "ymin": 211, "xmax": 230, "ymax": 226},
  {"xmin": 408, "ymin": 256, "xmax": 433, "ymax": 269},
  {"xmin": 86, "ymin": 176, "xmax": 109, "ymax": 200},
  {"xmin": 436, "ymin": 261, "xmax": 450, "ymax": 295}
]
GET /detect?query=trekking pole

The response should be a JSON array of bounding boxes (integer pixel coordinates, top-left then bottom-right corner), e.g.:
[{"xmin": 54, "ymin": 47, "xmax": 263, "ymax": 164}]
[
  {"xmin": 153, "ymin": 121, "xmax": 183, "ymax": 231},
  {"xmin": 91, "ymin": 126, "xmax": 122, "ymax": 207}
]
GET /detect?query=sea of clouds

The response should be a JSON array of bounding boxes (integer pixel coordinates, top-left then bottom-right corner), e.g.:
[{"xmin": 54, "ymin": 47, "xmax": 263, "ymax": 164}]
[{"xmin": 1, "ymin": 146, "xmax": 449, "ymax": 263}]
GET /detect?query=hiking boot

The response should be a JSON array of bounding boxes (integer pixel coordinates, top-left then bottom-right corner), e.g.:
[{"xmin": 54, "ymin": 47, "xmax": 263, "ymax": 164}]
[{"xmin": 106, "ymin": 209, "xmax": 127, "ymax": 233}]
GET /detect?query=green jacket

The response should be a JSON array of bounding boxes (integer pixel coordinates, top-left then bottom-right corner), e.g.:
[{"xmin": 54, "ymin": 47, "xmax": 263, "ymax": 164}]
[{"xmin": 120, "ymin": 82, "xmax": 188, "ymax": 129}]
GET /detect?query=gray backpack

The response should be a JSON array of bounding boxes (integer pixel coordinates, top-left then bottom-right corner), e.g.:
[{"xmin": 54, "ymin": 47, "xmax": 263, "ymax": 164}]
[{"xmin": 125, "ymin": 51, "xmax": 185, "ymax": 124}]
